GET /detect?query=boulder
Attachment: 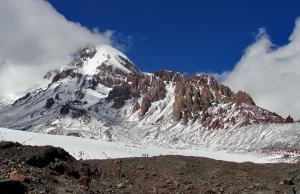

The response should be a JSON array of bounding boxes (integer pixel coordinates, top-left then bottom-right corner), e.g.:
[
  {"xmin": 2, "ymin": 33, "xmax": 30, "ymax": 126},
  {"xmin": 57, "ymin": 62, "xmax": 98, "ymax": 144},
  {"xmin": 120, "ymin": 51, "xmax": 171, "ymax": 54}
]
[
  {"xmin": 45, "ymin": 98, "xmax": 55, "ymax": 109},
  {"xmin": 10, "ymin": 170, "xmax": 28, "ymax": 183},
  {"xmin": 112, "ymin": 98, "xmax": 125, "ymax": 109}
]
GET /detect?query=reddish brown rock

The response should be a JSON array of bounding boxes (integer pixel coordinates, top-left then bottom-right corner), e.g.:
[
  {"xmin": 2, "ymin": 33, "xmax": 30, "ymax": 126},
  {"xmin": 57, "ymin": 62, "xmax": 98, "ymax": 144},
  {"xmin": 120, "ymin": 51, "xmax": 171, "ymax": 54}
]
[
  {"xmin": 154, "ymin": 70, "xmax": 185, "ymax": 83},
  {"xmin": 97, "ymin": 63, "xmax": 128, "ymax": 77},
  {"xmin": 114, "ymin": 67, "xmax": 127, "ymax": 76},
  {"xmin": 10, "ymin": 170, "xmax": 28, "ymax": 183},
  {"xmin": 185, "ymin": 81, "xmax": 193, "ymax": 113},
  {"xmin": 76, "ymin": 176, "xmax": 90, "ymax": 187},
  {"xmin": 143, "ymin": 77, "xmax": 166, "ymax": 102},
  {"xmin": 192, "ymin": 90, "xmax": 201, "ymax": 112},
  {"xmin": 285, "ymin": 115, "xmax": 294, "ymax": 123},
  {"xmin": 173, "ymin": 95, "xmax": 184, "ymax": 120},
  {"xmin": 201, "ymin": 88, "xmax": 214, "ymax": 103},
  {"xmin": 99, "ymin": 76, "xmax": 114, "ymax": 87},
  {"xmin": 211, "ymin": 119, "xmax": 221, "ymax": 129},
  {"xmin": 219, "ymin": 85, "xmax": 234, "ymax": 97},
  {"xmin": 207, "ymin": 189, "xmax": 216, "ymax": 193},
  {"xmin": 231, "ymin": 117, "xmax": 236, "ymax": 125},
  {"xmin": 173, "ymin": 108, "xmax": 182, "ymax": 120},
  {"xmin": 201, "ymin": 112, "xmax": 210, "ymax": 123},
  {"xmin": 129, "ymin": 84, "xmax": 139, "ymax": 98},
  {"xmin": 133, "ymin": 101, "xmax": 141, "ymax": 112},
  {"xmin": 107, "ymin": 84, "xmax": 130, "ymax": 101},
  {"xmin": 235, "ymin": 91, "xmax": 256, "ymax": 106},
  {"xmin": 140, "ymin": 101, "xmax": 149, "ymax": 116},
  {"xmin": 112, "ymin": 98, "xmax": 125, "ymax": 109},
  {"xmin": 218, "ymin": 107, "xmax": 223, "ymax": 114},
  {"xmin": 154, "ymin": 70, "xmax": 173, "ymax": 82}
]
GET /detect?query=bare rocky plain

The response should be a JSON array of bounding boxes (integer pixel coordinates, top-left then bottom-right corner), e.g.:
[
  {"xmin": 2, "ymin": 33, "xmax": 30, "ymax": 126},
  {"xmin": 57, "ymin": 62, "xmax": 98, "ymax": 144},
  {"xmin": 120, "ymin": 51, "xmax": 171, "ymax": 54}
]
[{"xmin": 0, "ymin": 141, "xmax": 299, "ymax": 194}]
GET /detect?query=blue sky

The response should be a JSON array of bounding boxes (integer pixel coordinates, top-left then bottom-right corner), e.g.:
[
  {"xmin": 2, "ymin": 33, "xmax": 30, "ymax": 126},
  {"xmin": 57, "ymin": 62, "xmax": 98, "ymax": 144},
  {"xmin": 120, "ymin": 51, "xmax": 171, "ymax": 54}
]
[
  {"xmin": 1, "ymin": 0, "xmax": 300, "ymax": 117},
  {"xmin": 48, "ymin": 0, "xmax": 300, "ymax": 74}
]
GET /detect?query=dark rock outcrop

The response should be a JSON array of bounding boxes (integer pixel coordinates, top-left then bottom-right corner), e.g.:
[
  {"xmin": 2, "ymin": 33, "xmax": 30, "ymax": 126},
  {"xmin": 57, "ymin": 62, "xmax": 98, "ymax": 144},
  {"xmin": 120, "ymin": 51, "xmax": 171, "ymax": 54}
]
[
  {"xmin": 285, "ymin": 115, "xmax": 294, "ymax": 123},
  {"xmin": 113, "ymin": 98, "xmax": 125, "ymax": 109},
  {"xmin": 25, "ymin": 146, "xmax": 74, "ymax": 168},
  {"xmin": 140, "ymin": 101, "xmax": 149, "ymax": 116},
  {"xmin": 45, "ymin": 98, "xmax": 55, "ymax": 109},
  {"xmin": 12, "ymin": 93, "xmax": 31, "ymax": 106},
  {"xmin": 0, "ymin": 180, "xmax": 26, "ymax": 194},
  {"xmin": 60, "ymin": 104, "xmax": 71, "ymax": 115},
  {"xmin": 107, "ymin": 84, "xmax": 131, "ymax": 101}
]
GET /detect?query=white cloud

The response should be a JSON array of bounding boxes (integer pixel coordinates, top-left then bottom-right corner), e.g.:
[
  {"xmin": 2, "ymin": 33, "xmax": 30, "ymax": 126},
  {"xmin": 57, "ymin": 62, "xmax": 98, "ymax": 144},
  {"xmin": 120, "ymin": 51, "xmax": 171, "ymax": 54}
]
[
  {"xmin": 0, "ymin": 0, "xmax": 116, "ymax": 97},
  {"xmin": 217, "ymin": 17, "xmax": 300, "ymax": 119}
]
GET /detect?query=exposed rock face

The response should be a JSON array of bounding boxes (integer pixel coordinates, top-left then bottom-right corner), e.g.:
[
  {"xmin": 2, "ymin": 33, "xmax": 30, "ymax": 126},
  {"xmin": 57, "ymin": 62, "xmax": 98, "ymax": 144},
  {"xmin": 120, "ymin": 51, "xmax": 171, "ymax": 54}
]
[
  {"xmin": 144, "ymin": 76, "xmax": 166, "ymax": 102},
  {"xmin": 43, "ymin": 69, "xmax": 59, "ymax": 80},
  {"xmin": 105, "ymin": 70, "xmax": 168, "ymax": 115},
  {"xmin": 154, "ymin": 70, "xmax": 185, "ymax": 83},
  {"xmin": 285, "ymin": 115, "xmax": 294, "ymax": 123},
  {"xmin": 97, "ymin": 63, "xmax": 127, "ymax": 77},
  {"xmin": 235, "ymin": 91, "xmax": 256, "ymax": 106},
  {"xmin": 25, "ymin": 146, "xmax": 74, "ymax": 168},
  {"xmin": 103, "ymin": 68, "xmax": 283, "ymax": 129},
  {"xmin": 0, "ymin": 45, "xmax": 287, "ymax": 132},
  {"xmin": 45, "ymin": 98, "xmax": 55, "ymax": 109},
  {"xmin": 172, "ymin": 74, "xmax": 234, "ymax": 122},
  {"xmin": 170, "ymin": 74, "xmax": 284, "ymax": 128},
  {"xmin": 140, "ymin": 101, "xmax": 149, "ymax": 116},
  {"xmin": 112, "ymin": 98, "xmax": 125, "ymax": 109},
  {"xmin": 133, "ymin": 102, "xmax": 141, "ymax": 112},
  {"xmin": 51, "ymin": 69, "xmax": 76, "ymax": 84},
  {"xmin": 60, "ymin": 104, "xmax": 71, "ymax": 115},
  {"xmin": 107, "ymin": 84, "xmax": 131, "ymax": 101},
  {"xmin": 12, "ymin": 93, "xmax": 31, "ymax": 106},
  {"xmin": 117, "ymin": 55, "xmax": 140, "ymax": 74}
]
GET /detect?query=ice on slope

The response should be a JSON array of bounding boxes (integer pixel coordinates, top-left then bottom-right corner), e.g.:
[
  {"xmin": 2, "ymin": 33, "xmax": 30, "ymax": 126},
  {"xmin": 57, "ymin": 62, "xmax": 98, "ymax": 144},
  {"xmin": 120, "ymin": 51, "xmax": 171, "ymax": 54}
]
[
  {"xmin": 81, "ymin": 44, "xmax": 132, "ymax": 75},
  {"xmin": 0, "ymin": 127, "xmax": 273, "ymax": 163}
]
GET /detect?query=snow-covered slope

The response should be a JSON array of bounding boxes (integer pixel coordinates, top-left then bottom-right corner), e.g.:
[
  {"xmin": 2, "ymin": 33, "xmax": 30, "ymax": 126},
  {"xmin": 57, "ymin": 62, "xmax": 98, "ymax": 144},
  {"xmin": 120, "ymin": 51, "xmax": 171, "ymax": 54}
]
[
  {"xmin": 0, "ymin": 44, "xmax": 296, "ymax": 160},
  {"xmin": 0, "ymin": 127, "xmax": 274, "ymax": 163}
]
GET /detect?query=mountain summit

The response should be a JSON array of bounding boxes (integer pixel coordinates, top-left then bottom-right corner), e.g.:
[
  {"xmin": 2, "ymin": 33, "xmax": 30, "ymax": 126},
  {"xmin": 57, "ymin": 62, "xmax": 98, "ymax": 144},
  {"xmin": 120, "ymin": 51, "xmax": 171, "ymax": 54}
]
[{"xmin": 0, "ymin": 45, "xmax": 289, "ymax": 143}]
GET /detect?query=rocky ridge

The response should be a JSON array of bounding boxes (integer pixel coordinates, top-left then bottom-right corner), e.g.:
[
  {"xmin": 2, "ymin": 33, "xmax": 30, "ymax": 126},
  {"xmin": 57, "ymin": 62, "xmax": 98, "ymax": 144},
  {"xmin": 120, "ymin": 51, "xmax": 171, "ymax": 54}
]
[{"xmin": 0, "ymin": 44, "xmax": 293, "ymax": 141}]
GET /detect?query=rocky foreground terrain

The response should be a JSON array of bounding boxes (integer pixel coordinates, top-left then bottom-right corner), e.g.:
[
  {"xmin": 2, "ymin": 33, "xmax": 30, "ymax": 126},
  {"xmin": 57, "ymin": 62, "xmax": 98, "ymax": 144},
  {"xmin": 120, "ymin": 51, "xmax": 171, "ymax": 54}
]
[{"xmin": 0, "ymin": 141, "xmax": 299, "ymax": 194}]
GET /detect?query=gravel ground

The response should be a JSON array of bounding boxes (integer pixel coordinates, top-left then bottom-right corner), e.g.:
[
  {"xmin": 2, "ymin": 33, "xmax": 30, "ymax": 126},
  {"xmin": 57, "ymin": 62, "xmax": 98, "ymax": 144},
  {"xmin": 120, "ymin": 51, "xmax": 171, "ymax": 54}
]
[{"xmin": 0, "ymin": 141, "xmax": 299, "ymax": 194}]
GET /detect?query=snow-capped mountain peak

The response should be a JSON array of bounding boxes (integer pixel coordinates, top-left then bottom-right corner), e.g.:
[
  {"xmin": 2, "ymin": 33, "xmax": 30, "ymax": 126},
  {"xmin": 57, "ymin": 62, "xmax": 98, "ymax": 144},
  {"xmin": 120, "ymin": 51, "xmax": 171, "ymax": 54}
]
[
  {"xmin": 63, "ymin": 44, "xmax": 139, "ymax": 76},
  {"xmin": 0, "ymin": 44, "xmax": 292, "ymax": 147}
]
